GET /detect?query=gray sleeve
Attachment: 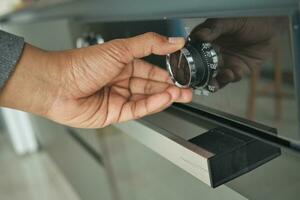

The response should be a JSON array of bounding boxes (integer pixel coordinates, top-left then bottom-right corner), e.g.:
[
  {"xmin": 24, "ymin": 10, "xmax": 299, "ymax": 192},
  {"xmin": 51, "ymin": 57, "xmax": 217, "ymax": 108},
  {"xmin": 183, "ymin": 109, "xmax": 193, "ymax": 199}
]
[{"xmin": 0, "ymin": 30, "xmax": 25, "ymax": 89}]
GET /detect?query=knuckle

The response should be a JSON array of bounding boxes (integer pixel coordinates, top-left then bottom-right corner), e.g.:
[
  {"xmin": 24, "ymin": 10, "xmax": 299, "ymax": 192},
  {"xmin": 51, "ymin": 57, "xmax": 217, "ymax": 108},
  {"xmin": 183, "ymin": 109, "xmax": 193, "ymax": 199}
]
[
  {"xmin": 232, "ymin": 67, "xmax": 244, "ymax": 82},
  {"xmin": 146, "ymin": 32, "xmax": 164, "ymax": 43},
  {"xmin": 210, "ymin": 19, "xmax": 220, "ymax": 29},
  {"xmin": 108, "ymin": 39, "xmax": 132, "ymax": 63},
  {"xmin": 147, "ymin": 31, "xmax": 157, "ymax": 39},
  {"xmin": 142, "ymin": 32, "xmax": 166, "ymax": 56}
]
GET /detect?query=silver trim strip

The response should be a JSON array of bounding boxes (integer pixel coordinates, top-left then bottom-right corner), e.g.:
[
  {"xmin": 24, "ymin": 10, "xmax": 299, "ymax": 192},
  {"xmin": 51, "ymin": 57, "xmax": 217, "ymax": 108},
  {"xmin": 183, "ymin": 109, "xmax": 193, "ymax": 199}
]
[{"xmin": 114, "ymin": 120, "xmax": 214, "ymax": 186}]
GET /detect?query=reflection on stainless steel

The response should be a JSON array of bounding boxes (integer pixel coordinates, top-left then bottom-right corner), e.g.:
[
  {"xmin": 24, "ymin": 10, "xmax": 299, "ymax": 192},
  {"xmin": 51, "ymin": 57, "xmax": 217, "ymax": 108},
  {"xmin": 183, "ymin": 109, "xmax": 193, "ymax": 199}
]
[
  {"xmin": 173, "ymin": 103, "xmax": 300, "ymax": 153},
  {"xmin": 190, "ymin": 17, "xmax": 284, "ymax": 90},
  {"xmin": 185, "ymin": 17, "xmax": 299, "ymax": 142},
  {"xmin": 290, "ymin": 13, "xmax": 300, "ymax": 139}
]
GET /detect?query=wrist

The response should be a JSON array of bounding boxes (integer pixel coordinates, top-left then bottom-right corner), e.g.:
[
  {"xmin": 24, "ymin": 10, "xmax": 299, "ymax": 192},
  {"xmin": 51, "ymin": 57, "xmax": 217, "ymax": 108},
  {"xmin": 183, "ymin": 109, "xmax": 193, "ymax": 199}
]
[{"xmin": 0, "ymin": 44, "xmax": 64, "ymax": 116}]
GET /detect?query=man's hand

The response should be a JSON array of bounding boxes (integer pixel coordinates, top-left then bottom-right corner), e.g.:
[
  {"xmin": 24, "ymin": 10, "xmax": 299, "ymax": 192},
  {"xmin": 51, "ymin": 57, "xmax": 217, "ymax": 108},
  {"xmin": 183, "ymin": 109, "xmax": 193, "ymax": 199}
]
[
  {"xmin": 0, "ymin": 32, "xmax": 192, "ymax": 128},
  {"xmin": 191, "ymin": 17, "xmax": 286, "ymax": 90}
]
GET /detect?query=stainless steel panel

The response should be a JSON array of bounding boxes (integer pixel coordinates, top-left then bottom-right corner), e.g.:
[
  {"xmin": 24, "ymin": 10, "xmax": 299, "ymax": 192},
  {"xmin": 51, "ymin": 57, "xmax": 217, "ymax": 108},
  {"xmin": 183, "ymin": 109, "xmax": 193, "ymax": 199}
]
[
  {"xmin": 112, "ymin": 113, "xmax": 300, "ymax": 199},
  {"xmin": 115, "ymin": 120, "xmax": 213, "ymax": 186},
  {"xmin": 71, "ymin": 128, "xmax": 103, "ymax": 155},
  {"xmin": 101, "ymin": 125, "xmax": 247, "ymax": 200}
]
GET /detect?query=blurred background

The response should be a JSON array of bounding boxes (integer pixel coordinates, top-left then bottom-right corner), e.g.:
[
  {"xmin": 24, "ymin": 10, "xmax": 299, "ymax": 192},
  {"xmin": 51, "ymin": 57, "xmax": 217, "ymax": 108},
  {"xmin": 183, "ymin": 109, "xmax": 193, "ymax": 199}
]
[{"xmin": 0, "ymin": 1, "xmax": 300, "ymax": 200}]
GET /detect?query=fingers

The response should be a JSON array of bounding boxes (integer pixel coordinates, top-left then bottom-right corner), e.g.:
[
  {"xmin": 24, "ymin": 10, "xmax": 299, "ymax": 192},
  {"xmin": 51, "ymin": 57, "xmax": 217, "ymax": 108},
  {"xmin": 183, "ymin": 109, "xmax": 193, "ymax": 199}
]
[
  {"xmin": 108, "ymin": 77, "xmax": 193, "ymax": 125},
  {"xmin": 118, "ymin": 88, "xmax": 193, "ymax": 122},
  {"xmin": 215, "ymin": 69, "xmax": 235, "ymax": 89},
  {"xmin": 215, "ymin": 55, "xmax": 251, "ymax": 89},
  {"xmin": 114, "ymin": 59, "xmax": 173, "ymax": 84},
  {"xmin": 129, "ymin": 88, "xmax": 192, "ymax": 103},
  {"xmin": 125, "ymin": 32, "xmax": 185, "ymax": 58},
  {"xmin": 118, "ymin": 92, "xmax": 172, "ymax": 122},
  {"xmin": 190, "ymin": 19, "xmax": 224, "ymax": 42},
  {"xmin": 113, "ymin": 77, "xmax": 192, "ymax": 102},
  {"xmin": 129, "ymin": 78, "xmax": 192, "ymax": 102},
  {"xmin": 167, "ymin": 86, "xmax": 193, "ymax": 103},
  {"xmin": 224, "ymin": 54, "xmax": 251, "ymax": 81},
  {"xmin": 190, "ymin": 18, "xmax": 245, "ymax": 42},
  {"xmin": 129, "ymin": 60, "xmax": 193, "ymax": 101},
  {"xmin": 129, "ymin": 78, "xmax": 170, "ymax": 95},
  {"xmin": 132, "ymin": 59, "xmax": 173, "ymax": 83},
  {"xmin": 111, "ymin": 58, "xmax": 175, "ymax": 87}
]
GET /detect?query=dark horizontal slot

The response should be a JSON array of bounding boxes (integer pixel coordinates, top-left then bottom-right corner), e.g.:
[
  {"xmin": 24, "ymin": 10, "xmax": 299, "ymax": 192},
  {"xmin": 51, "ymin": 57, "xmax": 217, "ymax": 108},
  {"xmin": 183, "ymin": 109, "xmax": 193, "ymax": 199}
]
[
  {"xmin": 66, "ymin": 128, "xmax": 104, "ymax": 166},
  {"xmin": 172, "ymin": 103, "xmax": 300, "ymax": 153}
]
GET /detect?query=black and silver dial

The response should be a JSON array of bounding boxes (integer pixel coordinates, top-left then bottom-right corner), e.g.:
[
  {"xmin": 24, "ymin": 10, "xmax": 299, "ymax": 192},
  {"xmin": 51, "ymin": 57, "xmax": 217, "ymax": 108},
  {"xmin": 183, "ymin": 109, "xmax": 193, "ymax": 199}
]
[{"xmin": 166, "ymin": 40, "xmax": 219, "ymax": 93}]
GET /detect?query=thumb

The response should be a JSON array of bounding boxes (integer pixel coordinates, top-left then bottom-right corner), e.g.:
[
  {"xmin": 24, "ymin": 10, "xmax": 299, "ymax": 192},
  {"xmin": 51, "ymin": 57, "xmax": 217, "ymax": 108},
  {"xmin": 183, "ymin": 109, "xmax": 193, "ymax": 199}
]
[{"xmin": 125, "ymin": 32, "xmax": 185, "ymax": 59}]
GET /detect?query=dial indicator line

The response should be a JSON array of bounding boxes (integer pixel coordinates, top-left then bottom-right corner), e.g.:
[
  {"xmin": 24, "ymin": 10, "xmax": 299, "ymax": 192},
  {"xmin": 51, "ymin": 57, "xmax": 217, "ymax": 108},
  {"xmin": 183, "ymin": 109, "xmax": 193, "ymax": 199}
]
[{"xmin": 177, "ymin": 51, "xmax": 183, "ymax": 69}]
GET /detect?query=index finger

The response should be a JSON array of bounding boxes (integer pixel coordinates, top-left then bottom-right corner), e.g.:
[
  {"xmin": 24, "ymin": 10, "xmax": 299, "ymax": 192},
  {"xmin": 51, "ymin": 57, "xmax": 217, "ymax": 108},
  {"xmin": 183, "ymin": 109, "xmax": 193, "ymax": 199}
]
[{"xmin": 132, "ymin": 59, "xmax": 173, "ymax": 84}]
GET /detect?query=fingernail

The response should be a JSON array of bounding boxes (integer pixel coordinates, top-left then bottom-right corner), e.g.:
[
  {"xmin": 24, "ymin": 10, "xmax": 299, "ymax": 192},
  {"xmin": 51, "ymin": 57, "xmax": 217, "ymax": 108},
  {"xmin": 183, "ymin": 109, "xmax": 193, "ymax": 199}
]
[{"xmin": 168, "ymin": 37, "xmax": 185, "ymax": 44}]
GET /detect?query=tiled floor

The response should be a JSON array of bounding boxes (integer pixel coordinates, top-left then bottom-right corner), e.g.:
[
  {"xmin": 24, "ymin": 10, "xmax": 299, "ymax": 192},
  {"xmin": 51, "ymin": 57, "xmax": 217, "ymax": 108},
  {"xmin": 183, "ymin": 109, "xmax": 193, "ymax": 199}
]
[{"xmin": 0, "ymin": 133, "xmax": 81, "ymax": 200}]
